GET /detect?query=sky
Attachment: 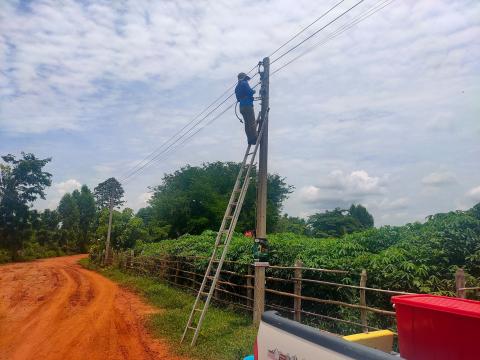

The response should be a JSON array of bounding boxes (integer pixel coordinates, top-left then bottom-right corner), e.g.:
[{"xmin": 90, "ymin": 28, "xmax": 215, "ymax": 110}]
[{"xmin": 1, "ymin": 0, "xmax": 479, "ymax": 226}]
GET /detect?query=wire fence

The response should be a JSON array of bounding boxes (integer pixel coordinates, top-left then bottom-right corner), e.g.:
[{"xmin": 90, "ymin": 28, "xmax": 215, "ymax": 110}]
[
  {"xmin": 96, "ymin": 250, "xmax": 429, "ymax": 339},
  {"xmin": 94, "ymin": 249, "xmax": 477, "ymax": 341}
]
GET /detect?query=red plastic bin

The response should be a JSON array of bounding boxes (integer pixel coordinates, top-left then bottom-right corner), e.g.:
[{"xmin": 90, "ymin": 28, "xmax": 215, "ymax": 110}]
[{"xmin": 392, "ymin": 294, "xmax": 480, "ymax": 360}]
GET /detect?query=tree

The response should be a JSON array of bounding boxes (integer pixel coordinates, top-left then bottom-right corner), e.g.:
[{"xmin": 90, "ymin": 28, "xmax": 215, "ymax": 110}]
[
  {"xmin": 273, "ymin": 214, "xmax": 308, "ymax": 235},
  {"xmin": 0, "ymin": 153, "xmax": 52, "ymax": 260},
  {"xmin": 58, "ymin": 193, "xmax": 80, "ymax": 230},
  {"xmin": 39, "ymin": 209, "xmax": 60, "ymax": 230},
  {"xmin": 94, "ymin": 177, "xmax": 124, "ymax": 262},
  {"xmin": 94, "ymin": 177, "xmax": 124, "ymax": 209},
  {"xmin": 95, "ymin": 208, "xmax": 147, "ymax": 250},
  {"xmin": 72, "ymin": 185, "xmax": 96, "ymax": 251},
  {"xmin": 57, "ymin": 193, "xmax": 80, "ymax": 252},
  {"xmin": 146, "ymin": 162, "xmax": 292, "ymax": 237},
  {"xmin": 349, "ymin": 204, "xmax": 374, "ymax": 228},
  {"xmin": 307, "ymin": 204, "xmax": 374, "ymax": 238}
]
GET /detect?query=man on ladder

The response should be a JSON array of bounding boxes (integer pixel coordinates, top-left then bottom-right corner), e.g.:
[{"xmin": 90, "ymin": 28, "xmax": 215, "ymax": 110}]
[{"xmin": 235, "ymin": 72, "xmax": 257, "ymax": 145}]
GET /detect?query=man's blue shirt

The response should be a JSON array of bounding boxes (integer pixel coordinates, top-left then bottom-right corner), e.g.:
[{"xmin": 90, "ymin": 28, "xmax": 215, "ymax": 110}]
[{"xmin": 235, "ymin": 80, "xmax": 255, "ymax": 107}]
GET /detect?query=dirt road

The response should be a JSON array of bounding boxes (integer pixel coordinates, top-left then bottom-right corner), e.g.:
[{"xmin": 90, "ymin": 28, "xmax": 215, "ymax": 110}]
[{"xmin": 0, "ymin": 255, "xmax": 187, "ymax": 360}]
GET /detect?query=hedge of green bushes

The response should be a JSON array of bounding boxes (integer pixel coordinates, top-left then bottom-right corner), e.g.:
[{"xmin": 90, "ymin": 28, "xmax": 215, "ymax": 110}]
[{"xmin": 137, "ymin": 203, "xmax": 480, "ymax": 295}]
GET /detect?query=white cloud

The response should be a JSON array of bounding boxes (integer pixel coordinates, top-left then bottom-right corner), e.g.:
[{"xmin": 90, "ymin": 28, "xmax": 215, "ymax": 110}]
[
  {"xmin": 54, "ymin": 179, "xmax": 81, "ymax": 196},
  {"xmin": 34, "ymin": 178, "xmax": 81, "ymax": 210},
  {"xmin": 3, "ymin": 0, "xmax": 480, "ymax": 227},
  {"xmin": 467, "ymin": 186, "xmax": 480, "ymax": 202},
  {"xmin": 375, "ymin": 197, "xmax": 410, "ymax": 211},
  {"xmin": 422, "ymin": 172, "xmax": 457, "ymax": 187},
  {"xmin": 299, "ymin": 170, "xmax": 385, "ymax": 208}
]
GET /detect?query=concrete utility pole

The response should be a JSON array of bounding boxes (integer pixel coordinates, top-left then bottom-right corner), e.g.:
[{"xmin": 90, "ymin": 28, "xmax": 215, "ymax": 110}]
[
  {"xmin": 253, "ymin": 57, "xmax": 270, "ymax": 326},
  {"xmin": 105, "ymin": 197, "xmax": 113, "ymax": 264},
  {"xmin": 256, "ymin": 57, "xmax": 270, "ymax": 241}
]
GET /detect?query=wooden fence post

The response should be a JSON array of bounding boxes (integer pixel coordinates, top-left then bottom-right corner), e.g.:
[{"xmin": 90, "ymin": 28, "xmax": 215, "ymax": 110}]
[
  {"xmin": 254, "ymin": 262, "xmax": 268, "ymax": 326},
  {"xmin": 294, "ymin": 260, "xmax": 303, "ymax": 322},
  {"xmin": 456, "ymin": 268, "xmax": 466, "ymax": 298},
  {"xmin": 191, "ymin": 260, "xmax": 196, "ymax": 289},
  {"xmin": 175, "ymin": 259, "xmax": 180, "ymax": 284},
  {"xmin": 247, "ymin": 265, "xmax": 253, "ymax": 308},
  {"xmin": 160, "ymin": 257, "xmax": 166, "ymax": 279},
  {"xmin": 360, "ymin": 269, "xmax": 368, "ymax": 332},
  {"xmin": 122, "ymin": 252, "xmax": 127, "ymax": 270},
  {"xmin": 130, "ymin": 249, "xmax": 134, "ymax": 268}
]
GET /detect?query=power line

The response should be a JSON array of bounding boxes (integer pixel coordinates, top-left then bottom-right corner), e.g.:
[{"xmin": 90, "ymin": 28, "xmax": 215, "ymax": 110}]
[
  {"xmin": 123, "ymin": 81, "xmax": 262, "ymax": 184},
  {"xmin": 123, "ymin": 102, "xmax": 236, "ymax": 185},
  {"xmin": 267, "ymin": 0, "xmax": 347, "ymax": 58},
  {"xmin": 119, "ymin": 67, "xmax": 259, "ymax": 182},
  {"xmin": 271, "ymin": 0, "xmax": 396, "ymax": 76},
  {"xmin": 119, "ymin": 0, "xmax": 393, "ymax": 183},
  {"xmin": 118, "ymin": 2, "xmax": 362, "ymax": 182},
  {"xmin": 120, "ymin": 93, "xmax": 236, "ymax": 182},
  {"xmin": 270, "ymin": 0, "xmax": 366, "ymax": 65}
]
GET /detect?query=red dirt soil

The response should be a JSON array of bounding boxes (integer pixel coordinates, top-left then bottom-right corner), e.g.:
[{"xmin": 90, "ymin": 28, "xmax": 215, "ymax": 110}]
[{"xmin": 0, "ymin": 254, "xmax": 189, "ymax": 360}]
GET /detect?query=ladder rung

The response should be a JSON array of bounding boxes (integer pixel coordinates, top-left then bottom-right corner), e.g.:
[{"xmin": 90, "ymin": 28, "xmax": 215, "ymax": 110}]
[
  {"xmin": 194, "ymin": 308, "xmax": 203, "ymax": 312},
  {"xmin": 231, "ymin": 202, "xmax": 238, "ymax": 206},
  {"xmin": 187, "ymin": 325, "xmax": 196, "ymax": 330},
  {"xmin": 225, "ymin": 215, "xmax": 233, "ymax": 219}
]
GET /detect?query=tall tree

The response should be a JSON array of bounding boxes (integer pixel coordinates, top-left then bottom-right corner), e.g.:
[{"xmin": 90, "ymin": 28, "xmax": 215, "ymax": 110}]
[
  {"xmin": 349, "ymin": 204, "xmax": 374, "ymax": 228},
  {"xmin": 58, "ymin": 193, "xmax": 80, "ymax": 230},
  {"xmin": 307, "ymin": 204, "xmax": 374, "ymax": 238},
  {"xmin": 273, "ymin": 214, "xmax": 308, "ymax": 235},
  {"xmin": 39, "ymin": 209, "xmax": 60, "ymax": 230},
  {"xmin": 72, "ymin": 185, "xmax": 96, "ymax": 251},
  {"xmin": 94, "ymin": 177, "xmax": 124, "ymax": 262},
  {"xmin": 147, "ymin": 162, "xmax": 292, "ymax": 237},
  {"xmin": 0, "ymin": 153, "xmax": 52, "ymax": 260},
  {"xmin": 57, "ymin": 193, "xmax": 80, "ymax": 252}
]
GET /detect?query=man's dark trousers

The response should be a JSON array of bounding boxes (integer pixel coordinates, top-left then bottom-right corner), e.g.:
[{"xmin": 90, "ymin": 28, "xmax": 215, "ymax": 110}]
[{"xmin": 240, "ymin": 105, "xmax": 257, "ymax": 145}]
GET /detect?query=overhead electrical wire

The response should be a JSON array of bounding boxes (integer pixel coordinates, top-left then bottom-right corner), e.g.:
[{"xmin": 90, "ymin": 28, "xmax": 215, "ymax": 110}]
[
  {"xmin": 122, "ymin": 81, "xmax": 262, "ymax": 184},
  {"xmin": 119, "ymin": 0, "xmax": 394, "ymax": 183},
  {"xmin": 267, "ymin": 0, "xmax": 347, "ymax": 58},
  {"xmin": 270, "ymin": 0, "xmax": 366, "ymax": 65},
  {"xmin": 118, "ymin": 0, "xmax": 359, "ymax": 183},
  {"xmin": 119, "ymin": 67, "xmax": 259, "ymax": 182},
  {"xmin": 271, "ymin": 0, "xmax": 396, "ymax": 76}
]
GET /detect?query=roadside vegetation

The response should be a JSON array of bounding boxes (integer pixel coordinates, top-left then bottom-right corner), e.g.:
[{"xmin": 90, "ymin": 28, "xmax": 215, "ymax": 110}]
[
  {"xmin": 2, "ymin": 152, "xmax": 480, "ymax": 297},
  {"xmin": 137, "ymin": 202, "xmax": 480, "ymax": 295},
  {"xmin": 81, "ymin": 258, "xmax": 256, "ymax": 360}
]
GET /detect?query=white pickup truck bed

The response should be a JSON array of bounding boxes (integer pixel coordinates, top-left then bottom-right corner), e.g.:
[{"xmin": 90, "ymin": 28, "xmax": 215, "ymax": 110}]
[{"xmin": 256, "ymin": 311, "xmax": 399, "ymax": 360}]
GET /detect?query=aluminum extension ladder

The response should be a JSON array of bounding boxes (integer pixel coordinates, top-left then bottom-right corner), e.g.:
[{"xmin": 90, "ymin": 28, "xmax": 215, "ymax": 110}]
[{"xmin": 181, "ymin": 114, "xmax": 267, "ymax": 346}]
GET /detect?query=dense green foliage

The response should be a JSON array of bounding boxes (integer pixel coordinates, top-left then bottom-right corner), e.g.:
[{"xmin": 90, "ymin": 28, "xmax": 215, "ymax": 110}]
[
  {"xmin": 142, "ymin": 161, "xmax": 292, "ymax": 237},
  {"xmin": 137, "ymin": 203, "xmax": 480, "ymax": 295},
  {"xmin": 94, "ymin": 177, "xmax": 125, "ymax": 209},
  {"xmin": 0, "ymin": 153, "xmax": 52, "ymax": 260},
  {"xmin": 306, "ymin": 204, "xmax": 374, "ymax": 238}
]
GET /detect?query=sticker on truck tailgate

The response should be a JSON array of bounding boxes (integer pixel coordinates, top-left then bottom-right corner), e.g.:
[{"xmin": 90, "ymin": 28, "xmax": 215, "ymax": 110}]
[{"xmin": 267, "ymin": 348, "xmax": 301, "ymax": 360}]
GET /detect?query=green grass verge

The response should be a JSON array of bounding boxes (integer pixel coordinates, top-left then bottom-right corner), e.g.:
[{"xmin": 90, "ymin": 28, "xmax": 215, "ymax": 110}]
[{"xmin": 79, "ymin": 258, "xmax": 256, "ymax": 360}]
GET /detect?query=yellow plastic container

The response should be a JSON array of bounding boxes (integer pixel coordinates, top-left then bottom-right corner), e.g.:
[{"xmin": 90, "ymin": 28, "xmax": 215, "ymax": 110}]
[{"xmin": 343, "ymin": 330, "xmax": 394, "ymax": 353}]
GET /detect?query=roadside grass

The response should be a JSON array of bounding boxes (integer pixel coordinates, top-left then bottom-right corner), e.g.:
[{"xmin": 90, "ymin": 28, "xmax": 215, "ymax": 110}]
[{"xmin": 79, "ymin": 258, "xmax": 256, "ymax": 360}]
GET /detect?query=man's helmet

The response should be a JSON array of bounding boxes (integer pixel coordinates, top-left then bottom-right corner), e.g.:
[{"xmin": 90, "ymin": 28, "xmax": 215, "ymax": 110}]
[{"xmin": 237, "ymin": 72, "xmax": 251, "ymax": 81}]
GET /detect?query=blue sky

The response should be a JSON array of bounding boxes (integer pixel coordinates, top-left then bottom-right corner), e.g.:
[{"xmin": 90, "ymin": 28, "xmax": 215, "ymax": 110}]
[{"xmin": 1, "ymin": 0, "xmax": 479, "ymax": 226}]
